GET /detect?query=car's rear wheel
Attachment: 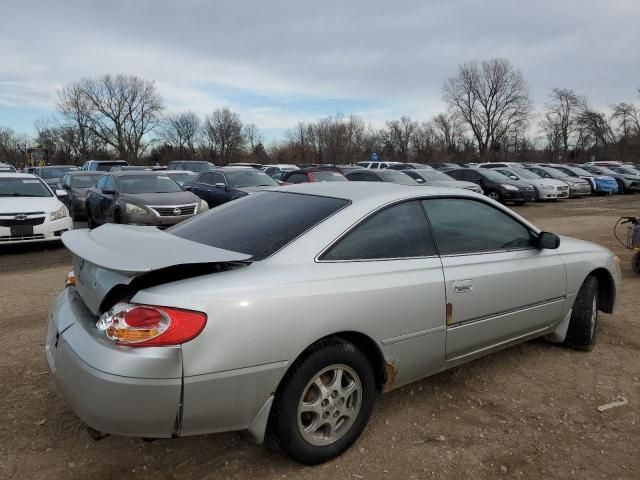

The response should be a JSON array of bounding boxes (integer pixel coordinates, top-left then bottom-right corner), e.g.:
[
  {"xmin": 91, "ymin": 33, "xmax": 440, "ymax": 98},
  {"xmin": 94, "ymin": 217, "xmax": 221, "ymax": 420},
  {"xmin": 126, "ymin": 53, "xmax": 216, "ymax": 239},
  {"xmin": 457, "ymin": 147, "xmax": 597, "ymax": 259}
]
[
  {"xmin": 632, "ymin": 252, "xmax": 640, "ymax": 275},
  {"xmin": 617, "ymin": 180, "xmax": 626, "ymax": 194},
  {"xmin": 68, "ymin": 202, "xmax": 76, "ymax": 221},
  {"xmin": 487, "ymin": 190, "xmax": 502, "ymax": 203},
  {"xmin": 86, "ymin": 206, "xmax": 96, "ymax": 229},
  {"xmin": 270, "ymin": 339, "xmax": 375, "ymax": 465},
  {"xmin": 564, "ymin": 275, "xmax": 599, "ymax": 351}
]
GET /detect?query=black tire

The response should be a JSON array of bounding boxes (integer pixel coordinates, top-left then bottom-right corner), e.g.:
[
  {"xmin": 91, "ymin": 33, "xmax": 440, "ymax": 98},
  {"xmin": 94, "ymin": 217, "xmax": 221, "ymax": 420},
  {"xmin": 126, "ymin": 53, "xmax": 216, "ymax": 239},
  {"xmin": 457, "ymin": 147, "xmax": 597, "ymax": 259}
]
[
  {"xmin": 68, "ymin": 202, "xmax": 76, "ymax": 221},
  {"xmin": 632, "ymin": 252, "xmax": 640, "ymax": 275},
  {"xmin": 86, "ymin": 206, "xmax": 96, "ymax": 229},
  {"xmin": 564, "ymin": 275, "xmax": 599, "ymax": 351},
  {"xmin": 487, "ymin": 190, "xmax": 502, "ymax": 203},
  {"xmin": 533, "ymin": 188, "xmax": 540, "ymax": 202},
  {"xmin": 616, "ymin": 180, "xmax": 625, "ymax": 194},
  {"xmin": 113, "ymin": 209, "xmax": 122, "ymax": 224},
  {"xmin": 270, "ymin": 339, "xmax": 376, "ymax": 465}
]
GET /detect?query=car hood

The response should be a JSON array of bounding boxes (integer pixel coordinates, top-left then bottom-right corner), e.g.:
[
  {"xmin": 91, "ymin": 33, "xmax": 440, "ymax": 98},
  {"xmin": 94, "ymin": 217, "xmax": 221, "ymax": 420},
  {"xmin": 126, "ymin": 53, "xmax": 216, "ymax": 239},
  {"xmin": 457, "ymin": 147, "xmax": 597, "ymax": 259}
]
[
  {"xmin": 43, "ymin": 178, "xmax": 61, "ymax": 185},
  {"xmin": 0, "ymin": 196, "xmax": 62, "ymax": 214},
  {"xmin": 62, "ymin": 224, "xmax": 252, "ymax": 315},
  {"xmin": 119, "ymin": 191, "xmax": 200, "ymax": 205},
  {"xmin": 499, "ymin": 179, "xmax": 532, "ymax": 189},
  {"xmin": 70, "ymin": 187, "xmax": 92, "ymax": 197}
]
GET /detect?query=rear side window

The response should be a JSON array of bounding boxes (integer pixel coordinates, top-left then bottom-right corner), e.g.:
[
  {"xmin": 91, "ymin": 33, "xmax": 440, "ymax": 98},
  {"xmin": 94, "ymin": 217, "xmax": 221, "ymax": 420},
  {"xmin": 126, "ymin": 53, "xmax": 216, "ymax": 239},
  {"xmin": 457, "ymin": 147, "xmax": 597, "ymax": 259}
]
[
  {"xmin": 422, "ymin": 198, "xmax": 533, "ymax": 255},
  {"xmin": 321, "ymin": 201, "xmax": 436, "ymax": 261},
  {"xmin": 169, "ymin": 192, "xmax": 349, "ymax": 260}
]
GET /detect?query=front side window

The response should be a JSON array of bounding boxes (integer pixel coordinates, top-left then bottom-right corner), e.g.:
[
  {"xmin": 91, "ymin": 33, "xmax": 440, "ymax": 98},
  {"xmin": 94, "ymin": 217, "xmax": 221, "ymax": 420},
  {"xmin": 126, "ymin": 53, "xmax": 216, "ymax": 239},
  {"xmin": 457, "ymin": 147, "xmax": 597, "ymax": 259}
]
[
  {"xmin": 226, "ymin": 170, "xmax": 278, "ymax": 188},
  {"xmin": 287, "ymin": 173, "xmax": 309, "ymax": 184},
  {"xmin": 322, "ymin": 201, "xmax": 436, "ymax": 261},
  {"xmin": 96, "ymin": 176, "xmax": 107, "ymax": 189},
  {"xmin": 422, "ymin": 198, "xmax": 534, "ymax": 255},
  {"xmin": 70, "ymin": 175, "xmax": 99, "ymax": 188}
]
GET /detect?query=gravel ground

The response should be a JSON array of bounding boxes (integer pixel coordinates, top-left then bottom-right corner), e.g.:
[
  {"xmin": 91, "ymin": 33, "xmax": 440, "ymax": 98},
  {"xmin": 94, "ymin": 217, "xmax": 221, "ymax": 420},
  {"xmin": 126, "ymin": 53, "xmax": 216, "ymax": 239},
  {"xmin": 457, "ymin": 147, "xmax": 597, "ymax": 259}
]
[{"xmin": 0, "ymin": 195, "xmax": 638, "ymax": 480}]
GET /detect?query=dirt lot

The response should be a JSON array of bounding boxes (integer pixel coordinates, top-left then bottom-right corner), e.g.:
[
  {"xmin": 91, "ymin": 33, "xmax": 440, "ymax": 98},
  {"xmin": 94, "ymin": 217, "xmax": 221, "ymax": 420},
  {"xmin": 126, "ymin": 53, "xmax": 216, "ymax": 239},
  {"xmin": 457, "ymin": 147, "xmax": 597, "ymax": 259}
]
[{"xmin": 1, "ymin": 196, "xmax": 639, "ymax": 480}]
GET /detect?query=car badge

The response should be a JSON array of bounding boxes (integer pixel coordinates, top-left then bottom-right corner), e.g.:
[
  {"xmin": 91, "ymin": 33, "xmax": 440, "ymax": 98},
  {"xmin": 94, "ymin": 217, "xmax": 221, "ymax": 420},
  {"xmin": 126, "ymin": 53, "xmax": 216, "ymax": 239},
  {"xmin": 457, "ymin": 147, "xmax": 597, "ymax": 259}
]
[
  {"xmin": 173, "ymin": 207, "xmax": 182, "ymax": 216},
  {"xmin": 14, "ymin": 214, "xmax": 27, "ymax": 221}
]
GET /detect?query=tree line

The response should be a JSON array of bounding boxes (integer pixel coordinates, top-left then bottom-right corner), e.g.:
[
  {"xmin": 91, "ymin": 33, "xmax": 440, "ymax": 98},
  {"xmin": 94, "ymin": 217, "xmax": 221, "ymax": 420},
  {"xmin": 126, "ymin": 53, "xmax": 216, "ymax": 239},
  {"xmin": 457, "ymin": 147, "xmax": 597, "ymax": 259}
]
[{"xmin": 1, "ymin": 60, "xmax": 639, "ymax": 166}]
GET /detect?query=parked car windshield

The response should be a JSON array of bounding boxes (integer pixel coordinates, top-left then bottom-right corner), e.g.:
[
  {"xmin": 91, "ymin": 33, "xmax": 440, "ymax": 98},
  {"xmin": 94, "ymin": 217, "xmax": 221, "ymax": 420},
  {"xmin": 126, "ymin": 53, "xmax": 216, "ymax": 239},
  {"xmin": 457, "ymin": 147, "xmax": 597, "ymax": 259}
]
[
  {"xmin": 94, "ymin": 162, "xmax": 128, "ymax": 171},
  {"xmin": 478, "ymin": 169, "xmax": 509, "ymax": 181},
  {"xmin": 0, "ymin": 177, "xmax": 52, "ymax": 197},
  {"xmin": 566, "ymin": 166, "xmax": 592, "ymax": 176},
  {"xmin": 312, "ymin": 171, "xmax": 348, "ymax": 182},
  {"xmin": 169, "ymin": 191, "xmax": 349, "ymax": 260},
  {"xmin": 166, "ymin": 172, "xmax": 197, "ymax": 186},
  {"xmin": 70, "ymin": 175, "xmax": 99, "ymax": 188},
  {"xmin": 591, "ymin": 166, "xmax": 617, "ymax": 175},
  {"xmin": 510, "ymin": 168, "xmax": 540, "ymax": 179},
  {"xmin": 118, "ymin": 175, "xmax": 183, "ymax": 194},
  {"xmin": 413, "ymin": 170, "xmax": 455, "ymax": 181},
  {"xmin": 539, "ymin": 167, "xmax": 569, "ymax": 179},
  {"xmin": 40, "ymin": 167, "xmax": 77, "ymax": 178},
  {"xmin": 226, "ymin": 170, "xmax": 278, "ymax": 188},
  {"xmin": 377, "ymin": 170, "xmax": 417, "ymax": 185},
  {"xmin": 179, "ymin": 161, "xmax": 215, "ymax": 172},
  {"xmin": 613, "ymin": 167, "xmax": 640, "ymax": 175}
]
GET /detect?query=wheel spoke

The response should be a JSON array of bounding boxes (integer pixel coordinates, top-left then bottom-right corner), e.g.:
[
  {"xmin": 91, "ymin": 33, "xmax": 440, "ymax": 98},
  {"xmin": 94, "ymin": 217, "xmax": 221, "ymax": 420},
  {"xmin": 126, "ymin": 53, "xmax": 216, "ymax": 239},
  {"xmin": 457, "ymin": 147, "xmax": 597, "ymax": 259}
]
[
  {"xmin": 329, "ymin": 368, "xmax": 343, "ymax": 390},
  {"xmin": 300, "ymin": 398, "xmax": 324, "ymax": 416},
  {"xmin": 314, "ymin": 377, "xmax": 330, "ymax": 397},
  {"xmin": 341, "ymin": 379, "xmax": 357, "ymax": 398}
]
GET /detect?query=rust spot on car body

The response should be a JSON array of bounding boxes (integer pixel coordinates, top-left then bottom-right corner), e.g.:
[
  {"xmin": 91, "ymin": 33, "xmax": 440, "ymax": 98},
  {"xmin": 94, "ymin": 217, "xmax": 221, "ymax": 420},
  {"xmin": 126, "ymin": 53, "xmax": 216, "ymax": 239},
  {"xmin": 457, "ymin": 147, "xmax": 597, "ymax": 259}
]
[{"xmin": 383, "ymin": 361, "xmax": 398, "ymax": 393}]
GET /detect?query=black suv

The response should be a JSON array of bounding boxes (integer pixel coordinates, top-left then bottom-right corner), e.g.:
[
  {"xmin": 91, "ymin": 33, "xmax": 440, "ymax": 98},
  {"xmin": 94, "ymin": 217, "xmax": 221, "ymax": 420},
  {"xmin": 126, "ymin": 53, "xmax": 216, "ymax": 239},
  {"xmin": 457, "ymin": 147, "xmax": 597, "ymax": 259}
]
[
  {"xmin": 446, "ymin": 168, "xmax": 535, "ymax": 204},
  {"xmin": 187, "ymin": 167, "xmax": 279, "ymax": 207}
]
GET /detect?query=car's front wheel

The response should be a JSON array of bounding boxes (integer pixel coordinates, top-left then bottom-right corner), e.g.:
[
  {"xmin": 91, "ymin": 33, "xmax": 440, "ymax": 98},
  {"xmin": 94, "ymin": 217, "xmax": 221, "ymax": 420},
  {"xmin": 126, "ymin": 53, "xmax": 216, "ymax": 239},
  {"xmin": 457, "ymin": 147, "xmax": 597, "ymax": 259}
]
[
  {"xmin": 487, "ymin": 190, "xmax": 502, "ymax": 203},
  {"xmin": 564, "ymin": 275, "xmax": 599, "ymax": 351},
  {"xmin": 270, "ymin": 339, "xmax": 376, "ymax": 465}
]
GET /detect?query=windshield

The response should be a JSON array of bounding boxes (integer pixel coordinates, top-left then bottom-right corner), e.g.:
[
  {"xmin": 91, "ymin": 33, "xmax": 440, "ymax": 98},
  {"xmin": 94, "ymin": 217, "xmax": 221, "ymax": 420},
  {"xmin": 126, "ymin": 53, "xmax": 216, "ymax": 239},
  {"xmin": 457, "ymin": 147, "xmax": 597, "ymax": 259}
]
[
  {"xmin": 415, "ymin": 170, "xmax": 454, "ymax": 181},
  {"xmin": 40, "ymin": 167, "xmax": 76, "ymax": 178},
  {"xmin": 226, "ymin": 170, "xmax": 278, "ymax": 188},
  {"xmin": 539, "ymin": 167, "xmax": 569, "ymax": 179},
  {"xmin": 593, "ymin": 167, "xmax": 617, "ymax": 175},
  {"xmin": 95, "ymin": 162, "xmax": 128, "ymax": 171},
  {"xmin": 567, "ymin": 167, "xmax": 592, "ymax": 176},
  {"xmin": 169, "ymin": 192, "xmax": 349, "ymax": 260},
  {"xmin": 70, "ymin": 175, "xmax": 99, "ymax": 188},
  {"xmin": 118, "ymin": 175, "xmax": 183, "ymax": 194},
  {"xmin": 614, "ymin": 167, "xmax": 640, "ymax": 175},
  {"xmin": 478, "ymin": 169, "xmax": 510, "ymax": 181},
  {"xmin": 312, "ymin": 171, "xmax": 348, "ymax": 182},
  {"xmin": 182, "ymin": 162, "xmax": 215, "ymax": 172},
  {"xmin": 510, "ymin": 168, "xmax": 540, "ymax": 179},
  {"xmin": 0, "ymin": 177, "xmax": 52, "ymax": 197},
  {"xmin": 167, "ymin": 172, "xmax": 197, "ymax": 185},
  {"xmin": 377, "ymin": 171, "xmax": 417, "ymax": 185}
]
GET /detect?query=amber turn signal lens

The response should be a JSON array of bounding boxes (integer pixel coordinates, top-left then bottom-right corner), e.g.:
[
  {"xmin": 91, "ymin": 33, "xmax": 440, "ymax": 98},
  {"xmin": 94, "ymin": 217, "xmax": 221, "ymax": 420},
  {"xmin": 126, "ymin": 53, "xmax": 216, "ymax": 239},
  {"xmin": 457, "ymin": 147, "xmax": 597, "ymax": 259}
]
[{"xmin": 65, "ymin": 271, "xmax": 76, "ymax": 287}]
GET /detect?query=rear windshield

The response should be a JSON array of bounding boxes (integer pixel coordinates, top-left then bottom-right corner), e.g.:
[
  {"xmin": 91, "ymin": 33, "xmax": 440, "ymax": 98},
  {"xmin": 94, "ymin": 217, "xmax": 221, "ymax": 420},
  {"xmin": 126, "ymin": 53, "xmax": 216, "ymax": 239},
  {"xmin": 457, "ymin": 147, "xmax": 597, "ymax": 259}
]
[
  {"xmin": 118, "ymin": 175, "xmax": 183, "ymax": 194},
  {"xmin": 169, "ymin": 191, "xmax": 349, "ymax": 260},
  {"xmin": 173, "ymin": 161, "xmax": 215, "ymax": 172},
  {"xmin": 70, "ymin": 175, "xmax": 99, "ymax": 188},
  {"xmin": 0, "ymin": 177, "xmax": 52, "ymax": 197}
]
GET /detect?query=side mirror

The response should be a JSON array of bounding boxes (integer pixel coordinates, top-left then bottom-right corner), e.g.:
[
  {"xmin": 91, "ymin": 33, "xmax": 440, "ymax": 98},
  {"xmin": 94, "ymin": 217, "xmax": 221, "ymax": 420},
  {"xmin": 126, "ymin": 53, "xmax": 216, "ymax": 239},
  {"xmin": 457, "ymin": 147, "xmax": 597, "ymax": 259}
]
[
  {"xmin": 510, "ymin": 175, "xmax": 518, "ymax": 180},
  {"xmin": 55, "ymin": 189, "xmax": 68, "ymax": 198},
  {"xmin": 537, "ymin": 231, "xmax": 560, "ymax": 249},
  {"xmin": 214, "ymin": 182, "xmax": 227, "ymax": 189}
]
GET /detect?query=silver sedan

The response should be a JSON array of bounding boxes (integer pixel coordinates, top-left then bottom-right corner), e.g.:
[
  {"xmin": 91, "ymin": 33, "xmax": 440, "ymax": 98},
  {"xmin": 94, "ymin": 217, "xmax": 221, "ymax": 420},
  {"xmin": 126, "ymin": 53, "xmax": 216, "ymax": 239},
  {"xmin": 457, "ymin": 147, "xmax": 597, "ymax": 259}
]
[{"xmin": 46, "ymin": 183, "xmax": 621, "ymax": 464}]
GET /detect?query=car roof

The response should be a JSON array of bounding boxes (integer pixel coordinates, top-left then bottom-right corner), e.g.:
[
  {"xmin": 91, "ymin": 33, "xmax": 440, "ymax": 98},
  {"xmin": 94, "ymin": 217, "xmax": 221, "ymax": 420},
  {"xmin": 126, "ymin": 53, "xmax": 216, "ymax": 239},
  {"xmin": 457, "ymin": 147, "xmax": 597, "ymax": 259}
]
[
  {"xmin": 268, "ymin": 180, "xmax": 475, "ymax": 204},
  {"xmin": 38, "ymin": 165, "xmax": 77, "ymax": 168},
  {"xmin": 163, "ymin": 170, "xmax": 196, "ymax": 174},
  {"xmin": 107, "ymin": 171, "xmax": 170, "ymax": 177},
  {"xmin": 66, "ymin": 171, "xmax": 102, "ymax": 176},
  {"xmin": 0, "ymin": 172, "xmax": 40, "ymax": 179}
]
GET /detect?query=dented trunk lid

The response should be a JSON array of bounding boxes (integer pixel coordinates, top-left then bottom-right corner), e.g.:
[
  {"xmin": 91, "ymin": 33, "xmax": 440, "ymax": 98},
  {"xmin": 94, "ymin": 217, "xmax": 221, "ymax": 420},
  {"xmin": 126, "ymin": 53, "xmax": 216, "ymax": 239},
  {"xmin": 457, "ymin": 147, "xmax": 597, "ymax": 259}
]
[{"xmin": 62, "ymin": 224, "xmax": 252, "ymax": 315}]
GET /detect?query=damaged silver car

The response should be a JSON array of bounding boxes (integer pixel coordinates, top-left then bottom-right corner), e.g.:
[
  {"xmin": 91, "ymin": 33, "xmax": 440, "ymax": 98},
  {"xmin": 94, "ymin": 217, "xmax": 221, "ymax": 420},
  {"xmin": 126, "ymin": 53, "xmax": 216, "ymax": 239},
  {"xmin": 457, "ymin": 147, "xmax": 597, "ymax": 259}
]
[{"xmin": 46, "ymin": 182, "xmax": 621, "ymax": 464}]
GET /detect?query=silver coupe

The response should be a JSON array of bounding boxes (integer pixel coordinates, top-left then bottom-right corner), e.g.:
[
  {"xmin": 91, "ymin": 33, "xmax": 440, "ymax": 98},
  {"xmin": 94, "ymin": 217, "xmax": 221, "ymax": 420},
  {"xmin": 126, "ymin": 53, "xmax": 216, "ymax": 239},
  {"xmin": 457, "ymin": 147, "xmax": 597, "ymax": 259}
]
[{"xmin": 46, "ymin": 182, "xmax": 621, "ymax": 464}]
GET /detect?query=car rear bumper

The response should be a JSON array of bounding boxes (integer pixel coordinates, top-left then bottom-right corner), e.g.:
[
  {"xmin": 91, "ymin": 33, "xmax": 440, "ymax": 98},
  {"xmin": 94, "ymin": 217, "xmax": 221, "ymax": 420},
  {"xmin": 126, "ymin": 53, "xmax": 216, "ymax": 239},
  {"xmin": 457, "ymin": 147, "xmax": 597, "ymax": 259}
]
[
  {"xmin": 45, "ymin": 288, "xmax": 183, "ymax": 438},
  {"xmin": 569, "ymin": 185, "xmax": 592, "ymax": 197},
  {"xmin": 45, "ymin": 288, "xmax": 282, "ymax": 441}
]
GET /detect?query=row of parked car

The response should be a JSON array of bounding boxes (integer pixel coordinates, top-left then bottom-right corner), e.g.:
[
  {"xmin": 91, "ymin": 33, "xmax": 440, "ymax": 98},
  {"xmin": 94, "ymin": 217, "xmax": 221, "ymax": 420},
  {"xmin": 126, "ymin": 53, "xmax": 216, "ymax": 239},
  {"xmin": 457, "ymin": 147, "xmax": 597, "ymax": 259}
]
[{"xmin": 1, "ymin": 157, "xmax": 638, "ymax": 245}]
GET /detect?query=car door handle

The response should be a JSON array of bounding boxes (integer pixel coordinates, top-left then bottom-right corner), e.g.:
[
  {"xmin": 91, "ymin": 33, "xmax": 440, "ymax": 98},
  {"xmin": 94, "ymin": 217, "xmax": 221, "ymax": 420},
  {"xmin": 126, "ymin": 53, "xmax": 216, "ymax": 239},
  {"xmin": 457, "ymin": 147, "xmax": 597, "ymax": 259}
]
[{"xmin": 453, "ymin": 280, "xmax": 473, "ymax": 293}]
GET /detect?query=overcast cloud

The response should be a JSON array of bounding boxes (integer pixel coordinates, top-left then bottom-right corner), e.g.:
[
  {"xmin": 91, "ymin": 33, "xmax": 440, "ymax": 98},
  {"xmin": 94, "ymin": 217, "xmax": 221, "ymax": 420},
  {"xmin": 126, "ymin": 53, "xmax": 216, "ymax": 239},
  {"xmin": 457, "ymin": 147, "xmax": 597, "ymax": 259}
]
[{"xmin": 1, "ymin": 0, "xmax": 639, "ymax": 136}]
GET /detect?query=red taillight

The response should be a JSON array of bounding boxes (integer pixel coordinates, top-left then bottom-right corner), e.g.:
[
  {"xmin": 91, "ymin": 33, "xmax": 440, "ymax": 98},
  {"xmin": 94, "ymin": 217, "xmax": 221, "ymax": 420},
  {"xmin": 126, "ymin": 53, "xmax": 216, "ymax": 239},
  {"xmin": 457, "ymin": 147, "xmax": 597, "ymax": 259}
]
[{"xmin": 97, "ymin": 304, "xmax": 207, "ymax": 347}]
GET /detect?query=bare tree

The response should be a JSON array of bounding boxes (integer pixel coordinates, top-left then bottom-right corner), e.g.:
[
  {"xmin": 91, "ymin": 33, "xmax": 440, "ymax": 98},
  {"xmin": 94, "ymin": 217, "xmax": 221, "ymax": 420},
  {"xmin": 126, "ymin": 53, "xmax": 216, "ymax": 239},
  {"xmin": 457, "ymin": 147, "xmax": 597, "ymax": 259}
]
[
  {"xmin": 541, "ymin": 88, "xmax": 584, "ymax": 161},
  {"xmin": 611, "ymin": 102, "xmax": 640, "ymax": 139},
  {"xmin": 431, "ymin": 113, "xmax": 465, "ymax": 161},
  {"xmin": 0, "ymin": 127, "xmax": 27, "ymax": 164},
  {"xmin": 443, "ymin": 58, "xmax": 532, "ymax": 159},
  {"xmin": 243, "ymin": 123, "xmax": 263, "ymax": 150},
  {"xmin": 56, "ymin": 83, "xmax": 94, "ymax": 159},
  {"xmin": 382, "ymin": 116, "xmax": 417, "ymax": 162},
  {"xmin": 58, "ymin": 74, "xmax": 163, "ymax": 160},
  {"xmin": 160, "ymin": 112, "xmax": 200, "ymax": 157},
  {"xmin": 203, "ymin": 107, "xmax": 244, "ymax": 164}
]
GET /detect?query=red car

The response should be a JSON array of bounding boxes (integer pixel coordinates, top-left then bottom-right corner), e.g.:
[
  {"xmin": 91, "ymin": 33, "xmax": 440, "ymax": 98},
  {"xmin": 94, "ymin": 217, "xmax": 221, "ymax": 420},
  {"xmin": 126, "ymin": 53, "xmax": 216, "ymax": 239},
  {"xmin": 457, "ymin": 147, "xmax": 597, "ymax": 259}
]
[{"xmin": 281, "ymin": 168, "xmax": 348, "ymax": 184}]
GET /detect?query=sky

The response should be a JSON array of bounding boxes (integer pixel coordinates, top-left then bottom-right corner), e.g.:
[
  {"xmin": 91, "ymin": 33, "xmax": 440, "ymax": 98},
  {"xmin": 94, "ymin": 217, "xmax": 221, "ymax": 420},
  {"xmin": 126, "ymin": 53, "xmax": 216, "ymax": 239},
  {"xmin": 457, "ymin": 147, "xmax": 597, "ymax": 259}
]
[{"xmin": 0, "ymin": 0, "xmax": 639, "ymax": 141}]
